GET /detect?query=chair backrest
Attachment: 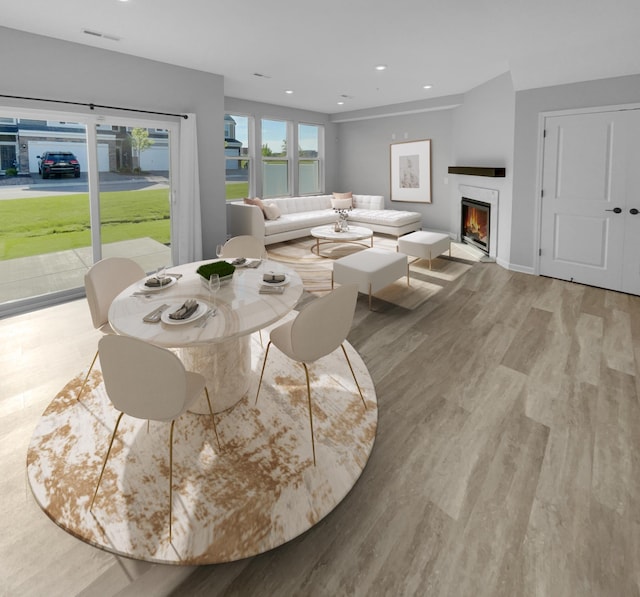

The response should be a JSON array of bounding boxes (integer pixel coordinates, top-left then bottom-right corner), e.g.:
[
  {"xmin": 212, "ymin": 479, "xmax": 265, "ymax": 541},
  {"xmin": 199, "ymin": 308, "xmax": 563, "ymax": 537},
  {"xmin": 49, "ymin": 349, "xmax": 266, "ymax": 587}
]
[
  {"xmin": 98, "ymin": 335, "xmax": 189, "ymax": 421},
  {"xmin": 221, "ymin": 235, "xmax": 265, "ymax": 259},
  {"xmin": 289, "ymin": 284, "xmax": 358, "ymax": 363},
  {"xmin": 85, "ymin": 258, "xmax": 146, "ymax": 330}
]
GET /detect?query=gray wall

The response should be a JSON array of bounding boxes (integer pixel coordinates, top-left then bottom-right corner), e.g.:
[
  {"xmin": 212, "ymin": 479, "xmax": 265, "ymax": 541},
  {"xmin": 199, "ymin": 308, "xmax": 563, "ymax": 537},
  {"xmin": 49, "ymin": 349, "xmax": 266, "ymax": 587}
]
[
  {"xmin": 224, "ymin": 97, "xmax": 339, "ymax": 195},
  {"xmin": 512, "ymin": 73, "xmax": 640, "ymax": 269},
  {"xmin": 335, "ymin": 108, "xmax": 455, "ymax": 234},
  {"xmin": 334, "ymin": 74, "xmax": 516, "ymax": 263},
  {"xmin": 0, "ymin": 26, "xmax": 226, "ymax": 259}
]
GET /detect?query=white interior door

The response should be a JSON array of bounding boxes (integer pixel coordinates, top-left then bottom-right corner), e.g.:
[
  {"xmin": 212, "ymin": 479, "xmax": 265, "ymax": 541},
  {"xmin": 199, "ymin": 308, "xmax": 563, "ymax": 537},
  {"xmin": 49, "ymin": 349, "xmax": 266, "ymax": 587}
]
[{"xmin": 539, "ymin": 109, "xmax": 640, "ymax": 295}]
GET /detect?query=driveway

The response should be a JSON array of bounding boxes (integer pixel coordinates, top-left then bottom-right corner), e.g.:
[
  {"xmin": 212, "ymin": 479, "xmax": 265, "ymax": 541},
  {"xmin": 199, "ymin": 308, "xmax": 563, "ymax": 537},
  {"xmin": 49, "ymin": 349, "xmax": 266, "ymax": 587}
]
[{"xmin": 0, "ymin": 171, "xmax": 169, "ymax": 199}]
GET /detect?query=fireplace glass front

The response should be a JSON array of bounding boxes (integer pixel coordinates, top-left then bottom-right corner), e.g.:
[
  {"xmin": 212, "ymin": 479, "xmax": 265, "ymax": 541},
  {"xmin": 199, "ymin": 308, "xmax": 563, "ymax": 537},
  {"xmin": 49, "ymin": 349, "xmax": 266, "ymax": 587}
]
[{"xmin": 461, "ymin": 198, "xmax": 490, "ymax": 254}]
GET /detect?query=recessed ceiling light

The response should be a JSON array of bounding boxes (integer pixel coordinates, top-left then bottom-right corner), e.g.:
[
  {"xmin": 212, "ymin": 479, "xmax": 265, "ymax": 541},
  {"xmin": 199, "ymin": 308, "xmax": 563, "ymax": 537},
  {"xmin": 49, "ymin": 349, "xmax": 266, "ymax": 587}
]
[
  {"xmin": 285, "ymin": 90, "xmax": 293, "ymax": 94},
  {"xmin": 375, "ymin": 65, "xmax": 387, "ymax": 71},
  {"xmin": 337, "ymin": 101, "xmax": 345, "ymax": 105},
  {"xmin": 423, "ymin": 84, "xmax": 433, "ymax": 89}
]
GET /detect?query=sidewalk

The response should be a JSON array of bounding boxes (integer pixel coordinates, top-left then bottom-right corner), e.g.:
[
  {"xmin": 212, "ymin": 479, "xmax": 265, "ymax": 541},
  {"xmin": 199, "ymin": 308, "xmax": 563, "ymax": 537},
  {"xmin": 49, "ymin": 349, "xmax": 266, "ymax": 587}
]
[{"xmin": 0, "ymin": 238, "xmax": 171, "ymax": 314}]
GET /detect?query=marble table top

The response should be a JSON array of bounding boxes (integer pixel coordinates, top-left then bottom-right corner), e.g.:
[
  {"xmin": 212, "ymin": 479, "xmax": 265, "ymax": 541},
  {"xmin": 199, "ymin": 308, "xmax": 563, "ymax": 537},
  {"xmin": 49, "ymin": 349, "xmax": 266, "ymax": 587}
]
[
  {"xmin": 108, "ymin": 259, "xmax": 303, "ymax": 348},
  {"xmin": 310, "ymin": 224, "xmax": 374, "ymax": 242}
]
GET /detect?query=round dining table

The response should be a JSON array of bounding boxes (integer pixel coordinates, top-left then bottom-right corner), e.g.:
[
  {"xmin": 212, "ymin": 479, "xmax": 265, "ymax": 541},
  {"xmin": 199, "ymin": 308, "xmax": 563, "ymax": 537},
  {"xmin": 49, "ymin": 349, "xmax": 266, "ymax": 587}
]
[{"xmin": 108, "ymin": 259, "xmax": 303, "ymax": 413}]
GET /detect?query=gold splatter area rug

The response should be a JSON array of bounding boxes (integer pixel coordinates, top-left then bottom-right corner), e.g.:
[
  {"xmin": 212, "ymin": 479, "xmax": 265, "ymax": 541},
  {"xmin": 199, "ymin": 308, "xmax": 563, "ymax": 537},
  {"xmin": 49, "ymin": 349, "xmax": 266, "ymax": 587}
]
[
  {"xmin": 26, "ymin": 328, "xmax": 377, "ymax": 565},
  {"xmin": 267, "ymin": 236, "xmax": 477, "ymax": 309}
]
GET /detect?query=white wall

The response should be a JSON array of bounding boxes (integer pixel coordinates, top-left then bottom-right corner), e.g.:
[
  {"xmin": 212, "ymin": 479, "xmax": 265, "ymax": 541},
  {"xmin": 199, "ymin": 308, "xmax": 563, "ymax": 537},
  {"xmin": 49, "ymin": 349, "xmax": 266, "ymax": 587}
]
[
  {"xmin": 0, "ymin": 26, "xmax": 225, "ymax": 259},
  {"xmin": 450, "ymin": 72, "xmax": 515, "ymax": 269}
]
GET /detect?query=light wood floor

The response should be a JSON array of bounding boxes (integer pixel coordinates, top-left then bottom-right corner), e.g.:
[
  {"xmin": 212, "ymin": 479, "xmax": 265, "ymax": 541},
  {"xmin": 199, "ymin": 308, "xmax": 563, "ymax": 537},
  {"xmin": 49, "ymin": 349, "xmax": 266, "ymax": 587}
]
[{"xmin": 2, "ymin": 255, "xmax": 640, "ymax": 596}]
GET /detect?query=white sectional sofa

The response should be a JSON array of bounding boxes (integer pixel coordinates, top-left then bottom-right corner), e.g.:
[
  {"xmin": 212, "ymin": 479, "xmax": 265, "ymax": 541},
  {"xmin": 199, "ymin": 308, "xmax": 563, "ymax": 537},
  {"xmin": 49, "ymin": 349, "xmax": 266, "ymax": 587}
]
[{"xmin": 227, "ymin": 194, "xmax": 422, "ymax": 245}]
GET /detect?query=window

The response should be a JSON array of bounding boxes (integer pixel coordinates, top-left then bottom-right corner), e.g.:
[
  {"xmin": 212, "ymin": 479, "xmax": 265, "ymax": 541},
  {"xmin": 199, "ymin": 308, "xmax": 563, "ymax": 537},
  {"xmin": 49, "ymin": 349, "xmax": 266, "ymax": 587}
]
[
  {"xmin": 225, "ymin": 114, "xmax": 251, "ymax": 200},
  {"xmin": 298, "ymin": 123, "xmax": 322, "ymax": 195},
  {"xmin": 261, "ymin": 118, "xmax": 289, "ymax": 197}
]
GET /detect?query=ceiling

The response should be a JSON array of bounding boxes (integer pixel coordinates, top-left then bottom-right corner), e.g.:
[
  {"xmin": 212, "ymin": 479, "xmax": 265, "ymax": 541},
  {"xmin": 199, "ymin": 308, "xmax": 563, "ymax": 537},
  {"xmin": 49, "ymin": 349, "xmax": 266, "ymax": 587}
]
[{"xmin": 2, "ymin": 0, "xmax": 640, "ymax": 115}]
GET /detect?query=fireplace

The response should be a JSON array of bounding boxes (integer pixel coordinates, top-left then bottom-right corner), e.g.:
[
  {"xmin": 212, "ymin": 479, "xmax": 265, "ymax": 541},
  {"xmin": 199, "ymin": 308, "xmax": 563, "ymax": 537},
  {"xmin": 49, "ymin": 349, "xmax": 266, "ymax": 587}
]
[{"xmin": 461, "ymin": 198, "xmax": 490, "ymax": 254}]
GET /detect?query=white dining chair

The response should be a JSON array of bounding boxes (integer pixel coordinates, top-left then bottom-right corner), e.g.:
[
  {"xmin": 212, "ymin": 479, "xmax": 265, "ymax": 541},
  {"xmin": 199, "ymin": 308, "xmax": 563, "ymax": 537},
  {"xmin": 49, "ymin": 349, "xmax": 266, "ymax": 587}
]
[
  {"xmin": 220, "ymin": 235, "xmax": 265, "ymax": 259},
  {"xmin": 221, "ymin": 235, "xmax": 267, "ymax": 345},
  {"xmin": 255, "ymin": 283, "xmax": 366, "ymax": 466},
  {"xmin": 78, "ymin": 257, "xmax": 146, "ymax": 401},
  {"xmin": 90, "ymin": 334, "xmax": 221, "ymax": 542}
]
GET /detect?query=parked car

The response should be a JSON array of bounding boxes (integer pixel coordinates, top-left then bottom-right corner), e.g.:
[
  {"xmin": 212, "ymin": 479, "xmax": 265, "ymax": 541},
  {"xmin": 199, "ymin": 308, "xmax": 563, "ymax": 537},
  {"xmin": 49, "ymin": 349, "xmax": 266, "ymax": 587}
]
[{"xmin": 37, "ymin": 151, "xmax": 81, "ymax": 179}]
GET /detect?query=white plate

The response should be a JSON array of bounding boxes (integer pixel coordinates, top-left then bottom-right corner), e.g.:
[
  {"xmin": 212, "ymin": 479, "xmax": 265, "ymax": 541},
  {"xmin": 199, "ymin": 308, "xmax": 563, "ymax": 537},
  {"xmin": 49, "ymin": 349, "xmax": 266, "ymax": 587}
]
[
  {"xmin": 141, "ymin": 276, "xmax": 177, "ymax": 292},
  {"xmin": 161, "ymin": 301, "xmax": 207, "ymax": 325},
  {"xmin": 226, "ymin": 258, "xmax": 258, "ymax": 268},
  {"xmin": 261, "ymin": 273, "xmax": 289, "ymax": 287}
]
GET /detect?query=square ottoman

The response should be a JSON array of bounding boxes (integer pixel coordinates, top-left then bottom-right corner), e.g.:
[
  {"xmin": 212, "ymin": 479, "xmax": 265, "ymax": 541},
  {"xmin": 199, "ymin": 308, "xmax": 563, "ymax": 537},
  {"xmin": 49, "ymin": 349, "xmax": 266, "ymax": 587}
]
[
  {"xmin": 332, "ymin": 248, "xmax": 409, "ymax": 310},
  {"xmin": 397, "ymin": 231, "xmax": 451, "ymax": 269}
]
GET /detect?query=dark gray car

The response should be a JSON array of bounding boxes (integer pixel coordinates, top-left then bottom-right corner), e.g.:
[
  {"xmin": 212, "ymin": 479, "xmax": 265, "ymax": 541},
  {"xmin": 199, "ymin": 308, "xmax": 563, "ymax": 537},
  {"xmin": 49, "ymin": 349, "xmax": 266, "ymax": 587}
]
[{"xmin": 37, "ymin": 151, "xmax": 81, "ymax": 179}]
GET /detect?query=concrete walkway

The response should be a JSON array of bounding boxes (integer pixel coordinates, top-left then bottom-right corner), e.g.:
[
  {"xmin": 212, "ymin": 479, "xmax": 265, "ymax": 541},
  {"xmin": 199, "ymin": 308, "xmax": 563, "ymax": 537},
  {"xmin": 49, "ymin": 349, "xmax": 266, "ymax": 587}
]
[{"xmin": 0, "ymin": 238, "xmax": 171, "ymax": 306}]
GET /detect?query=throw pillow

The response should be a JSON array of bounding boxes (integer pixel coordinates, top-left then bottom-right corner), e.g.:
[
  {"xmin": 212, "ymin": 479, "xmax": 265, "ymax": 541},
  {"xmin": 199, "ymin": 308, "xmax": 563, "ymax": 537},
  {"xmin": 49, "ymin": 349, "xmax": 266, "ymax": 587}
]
[
  {"xmin": 244, "ymin": 197, "xmax": 266, "ymax": 218},
  {"xmin": 331, "ymin": 196, "xmax": 353, "ymax": 210},
  {"xmin": 263, "ymin": 202, "xmax": 281, "ymax": 220}
]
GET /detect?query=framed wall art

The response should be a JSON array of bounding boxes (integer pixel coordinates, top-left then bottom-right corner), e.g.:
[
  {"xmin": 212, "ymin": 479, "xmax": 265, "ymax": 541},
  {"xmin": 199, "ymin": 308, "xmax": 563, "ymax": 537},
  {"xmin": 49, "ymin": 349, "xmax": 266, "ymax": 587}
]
[{"xmin": 390, "ymin": 139, "xmax": 432, "ymax": 203}]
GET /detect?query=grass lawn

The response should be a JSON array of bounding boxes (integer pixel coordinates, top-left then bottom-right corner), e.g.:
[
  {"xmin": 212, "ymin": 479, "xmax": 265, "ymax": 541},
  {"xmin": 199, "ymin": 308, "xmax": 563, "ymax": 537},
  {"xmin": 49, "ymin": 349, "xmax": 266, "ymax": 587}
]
[
  {"xmin": 0, "ymin": 189, "xmax": 170, "ymax": 260},
  {"xmin": 226, "ymin": 181, "xmax": 248, "ymax": 200}
]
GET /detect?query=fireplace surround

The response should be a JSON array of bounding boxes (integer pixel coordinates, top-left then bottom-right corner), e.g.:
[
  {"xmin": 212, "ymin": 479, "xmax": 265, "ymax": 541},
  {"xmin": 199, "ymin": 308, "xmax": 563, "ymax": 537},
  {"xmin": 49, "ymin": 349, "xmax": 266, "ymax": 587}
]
[{"xmin": 458, "ymin": 184, "xmax": 499, "ymax": 259}]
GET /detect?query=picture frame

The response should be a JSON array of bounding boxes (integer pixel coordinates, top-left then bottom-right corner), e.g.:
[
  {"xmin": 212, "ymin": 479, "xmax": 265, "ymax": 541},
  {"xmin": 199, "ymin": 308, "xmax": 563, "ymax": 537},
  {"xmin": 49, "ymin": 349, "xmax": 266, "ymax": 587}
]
[{"xmin": 390, "ymin": 139, "xmax": 432, "ymax": 203}]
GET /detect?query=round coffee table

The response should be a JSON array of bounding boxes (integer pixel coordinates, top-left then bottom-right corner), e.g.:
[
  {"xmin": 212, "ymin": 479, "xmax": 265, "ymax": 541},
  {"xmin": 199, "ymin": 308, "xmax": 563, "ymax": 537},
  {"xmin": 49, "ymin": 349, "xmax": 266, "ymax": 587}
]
[{"xmin": 310, "ymin": 224, "xmax": 374, "ymax": 256}]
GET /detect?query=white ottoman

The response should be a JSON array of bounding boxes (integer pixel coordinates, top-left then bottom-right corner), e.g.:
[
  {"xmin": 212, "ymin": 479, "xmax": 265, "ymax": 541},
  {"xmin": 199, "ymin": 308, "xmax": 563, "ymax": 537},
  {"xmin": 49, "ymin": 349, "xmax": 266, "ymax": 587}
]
[
  {"xmin": 332, "ymin": 248, "xmax": 409, "ymax": 310},
  {"xmin": 397, "ymin": 231, "xmax": 451, "ymax": 269}
]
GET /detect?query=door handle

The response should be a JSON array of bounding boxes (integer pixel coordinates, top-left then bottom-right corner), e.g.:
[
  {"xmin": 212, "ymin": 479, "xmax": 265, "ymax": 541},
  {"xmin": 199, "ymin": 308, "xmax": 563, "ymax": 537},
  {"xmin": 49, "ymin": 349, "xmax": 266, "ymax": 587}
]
[
  {"xmin": 605, "ymin": 207, "xmax": 622, "ymax": 213},
  {"xmin": 630, "ymin": 208, "xmax": 639, "ymax": 215}
]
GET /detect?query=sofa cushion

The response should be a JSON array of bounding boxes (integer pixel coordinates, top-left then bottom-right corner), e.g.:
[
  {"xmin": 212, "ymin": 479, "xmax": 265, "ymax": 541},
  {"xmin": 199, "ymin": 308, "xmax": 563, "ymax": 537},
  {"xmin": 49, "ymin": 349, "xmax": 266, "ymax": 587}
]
[
  {"xmin": 350, "ymin": 208, "xmax": 422, "ymax": 227},
  {"xmin": 352, "ymin": 195, "xmax": 385, "ymax": 210},
  {"xmin": 268, "ymin": 195, "xmax": 333, "ymax": 214},
  {"xmin": 264, "ymin": 210, "xmax": 335, "ymax": 235}
]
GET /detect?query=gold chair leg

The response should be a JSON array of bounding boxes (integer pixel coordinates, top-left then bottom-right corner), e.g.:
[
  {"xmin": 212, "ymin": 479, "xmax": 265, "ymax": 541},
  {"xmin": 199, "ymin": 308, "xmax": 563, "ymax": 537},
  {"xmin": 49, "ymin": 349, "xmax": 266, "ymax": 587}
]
[
  {"xmin": 204, "ymin": 386, "xmax": 221, "ymax": 451},
  {"xmin": 90, "ymin": 411, "xmax": 124, "ymax": 511},
  {"xmin": 255, "ymin": 341, "xmax": 272, "ymax": 405},
  {"xmin": 340, "ymin": 343, "xmax": 366, "ymax": 410},
  {"xmin": 78, "ymin": 349, "xmax": 99, "ymax": 401},
  {"xmin": 302, "ymin": 363, "xmax": 317, "ymax": 467},
  {"xmin": 169, "ymin": 420, "xmax": 175, "ymax": 543}
]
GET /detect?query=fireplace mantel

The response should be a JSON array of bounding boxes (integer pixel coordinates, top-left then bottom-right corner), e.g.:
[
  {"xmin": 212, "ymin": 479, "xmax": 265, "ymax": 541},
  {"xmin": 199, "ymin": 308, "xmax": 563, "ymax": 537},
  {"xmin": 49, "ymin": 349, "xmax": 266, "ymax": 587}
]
[{"xmin": 448, "ymin": 166, "xmax": 505, "ymax": 177}]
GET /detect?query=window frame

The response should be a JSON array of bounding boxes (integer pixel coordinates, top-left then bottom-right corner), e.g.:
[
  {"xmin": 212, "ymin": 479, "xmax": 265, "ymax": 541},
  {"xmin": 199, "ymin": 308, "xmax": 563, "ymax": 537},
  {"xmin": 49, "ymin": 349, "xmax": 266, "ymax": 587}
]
[
  {"xmin": 224, "ymin": 113, "xmax": 253, "ymax": 201},
  {"xmin": 297, "ymin": 122, "xmax": 324, "ymax": 196}
]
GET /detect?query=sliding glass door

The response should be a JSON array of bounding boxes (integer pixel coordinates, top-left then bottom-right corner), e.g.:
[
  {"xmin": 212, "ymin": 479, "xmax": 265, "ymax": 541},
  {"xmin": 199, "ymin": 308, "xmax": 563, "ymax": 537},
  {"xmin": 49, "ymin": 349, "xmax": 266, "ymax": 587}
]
[
  {"xmin": 96, "ymin": 122, "xmax": 172, "ymax": 273},
  {"xmin": 0, "ymin": 108, "xmax": 177, "ymax": 317}
]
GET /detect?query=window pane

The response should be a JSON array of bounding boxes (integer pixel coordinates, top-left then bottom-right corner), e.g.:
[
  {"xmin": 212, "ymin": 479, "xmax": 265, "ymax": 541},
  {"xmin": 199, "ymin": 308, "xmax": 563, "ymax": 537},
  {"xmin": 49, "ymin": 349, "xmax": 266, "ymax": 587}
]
[
  {"xmin": 299, "ymin": 160, "xmax": 320, "ymax": 194},
  {"xmin": 263, "ymin": 160, "xmax": 288, "ymax": 197},
  {"xmin": 298, "ymin": 124, "xmax": 319, "ymax": 158},
  {"xmin": 225, "ymin": 114, "xmax": 249, "ymax": 200},
  {"xmin": 262, "ymin": 119, "xmax": 287, "ymax": 157},
  {"xmin": 99, "ymin": 125, "xmax": 172, "ymax": 272}
]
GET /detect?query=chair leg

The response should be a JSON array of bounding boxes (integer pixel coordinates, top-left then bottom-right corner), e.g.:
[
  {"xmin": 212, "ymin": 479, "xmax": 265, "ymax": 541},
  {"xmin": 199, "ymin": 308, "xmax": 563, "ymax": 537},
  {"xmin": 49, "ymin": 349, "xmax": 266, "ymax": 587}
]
[
  {"xmin": 77, "ymin": 349, "xmax": 98, "ymax": 401},
  {"xmin": 340, "ymin": 343, "xmax": 366, "ymax": 410},
  {"xmin": 203, "ymin": 386, "xmax": 221, "ymax": 451},
  {"xmin": 90, "ymin": 411, "xmax": 124, "ymax": 511},
  {"xmin": 255, "ymin": 341, "xmax": 272, "ymax": 405},
  {"xmin": 169, "ymin": 420, "xmax": 175, "ymax": 543},
  {"xmin": 301, "ymin": 363, "xmax": 316, "ymax": 467}
]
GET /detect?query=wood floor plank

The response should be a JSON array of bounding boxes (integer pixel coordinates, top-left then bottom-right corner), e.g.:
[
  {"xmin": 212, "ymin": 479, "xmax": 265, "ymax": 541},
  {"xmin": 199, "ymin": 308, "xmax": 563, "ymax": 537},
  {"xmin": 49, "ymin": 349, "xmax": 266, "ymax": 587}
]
[{"xmin": 3, "ymin": 250, "xmax": 640, "ymax": 596}]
